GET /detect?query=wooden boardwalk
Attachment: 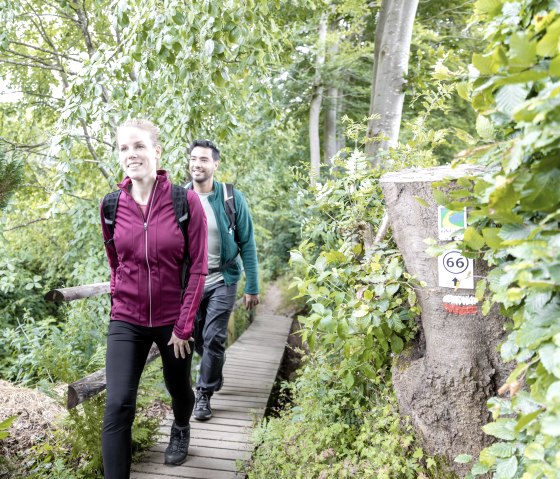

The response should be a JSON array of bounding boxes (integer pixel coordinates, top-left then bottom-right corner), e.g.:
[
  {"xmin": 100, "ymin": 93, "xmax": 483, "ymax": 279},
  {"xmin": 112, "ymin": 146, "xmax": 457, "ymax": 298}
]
[{"xmin": 131, "ymin": 312, "xmax": 293, "ymax": 479}]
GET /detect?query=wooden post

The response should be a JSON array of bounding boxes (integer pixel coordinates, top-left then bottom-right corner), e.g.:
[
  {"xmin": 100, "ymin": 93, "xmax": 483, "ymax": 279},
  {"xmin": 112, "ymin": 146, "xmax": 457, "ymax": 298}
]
[{"xmin": 379, "ymin": 165, "xmax": 511, "ymax": 475}]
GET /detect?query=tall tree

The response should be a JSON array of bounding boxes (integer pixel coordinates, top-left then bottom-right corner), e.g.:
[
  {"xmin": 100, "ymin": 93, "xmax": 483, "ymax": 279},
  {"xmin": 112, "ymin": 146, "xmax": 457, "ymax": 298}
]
[
  {"xmin": 365, "ymin": 0, "xmax": 419, "ymax": 165},
  {"xmin": 323, "ymin": 20, "xmax": 340, "ymax": 167},
  {"xmin": 309, "ymin": 12, "xmax": 328, "ymax": 186}
]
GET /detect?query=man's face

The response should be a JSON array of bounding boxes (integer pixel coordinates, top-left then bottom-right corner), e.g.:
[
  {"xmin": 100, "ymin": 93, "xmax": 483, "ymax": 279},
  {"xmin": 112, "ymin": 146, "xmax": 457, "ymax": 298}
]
[{"xmin": 189, "ymin": 146, "xmax": 218, "ymax": 183}]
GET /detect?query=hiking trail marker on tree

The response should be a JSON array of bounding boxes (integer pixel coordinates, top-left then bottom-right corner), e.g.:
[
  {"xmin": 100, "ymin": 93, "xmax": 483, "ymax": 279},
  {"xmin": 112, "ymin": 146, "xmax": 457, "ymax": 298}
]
[{"xmin": 437, "ymin": 249, "xmax": 474, "ymax": 290}]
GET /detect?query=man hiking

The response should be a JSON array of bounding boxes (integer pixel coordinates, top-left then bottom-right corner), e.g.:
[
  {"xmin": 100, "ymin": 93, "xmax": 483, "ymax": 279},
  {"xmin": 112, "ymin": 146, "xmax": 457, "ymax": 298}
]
[{"xmin": 187, "ymin": 139, "xmax": 260, "ymax": 421}]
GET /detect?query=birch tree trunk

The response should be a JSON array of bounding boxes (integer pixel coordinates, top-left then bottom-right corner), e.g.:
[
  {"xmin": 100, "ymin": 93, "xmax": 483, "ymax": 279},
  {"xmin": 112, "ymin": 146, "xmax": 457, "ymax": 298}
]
[
  {"xmin": 365, "ymin": 0, "xmax": 419, "ymax": 165},
  {"xmin": 323, "ymin": 21, "xmax": 340, "ymax": 168},
  {"xmin": 309, "ymin": 13, "xmax": 328, "ymax": 186},
  {"xmin": 324, "ymin": 86, "xmax": 338, "ymax": 168},
  {"xmin": 380, "ymin": 165, "xmax": 512, "ymax": 476}
]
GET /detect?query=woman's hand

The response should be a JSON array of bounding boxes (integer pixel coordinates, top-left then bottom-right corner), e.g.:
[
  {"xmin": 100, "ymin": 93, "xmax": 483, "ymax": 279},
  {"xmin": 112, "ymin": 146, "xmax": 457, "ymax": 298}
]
[{"xmin": 168, "ymin": 332, "xmax": 193, "ymax": 359}]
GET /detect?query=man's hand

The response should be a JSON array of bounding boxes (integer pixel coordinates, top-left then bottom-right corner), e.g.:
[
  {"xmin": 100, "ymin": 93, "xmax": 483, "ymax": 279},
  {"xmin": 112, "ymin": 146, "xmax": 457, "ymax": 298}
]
[
  {"xmin": 244, "ymin": 293, "xmax": 260, "ymax": 310},
  {"xmin": 168, "ymin": 332, "xmax": 193, "ymax": 359}
]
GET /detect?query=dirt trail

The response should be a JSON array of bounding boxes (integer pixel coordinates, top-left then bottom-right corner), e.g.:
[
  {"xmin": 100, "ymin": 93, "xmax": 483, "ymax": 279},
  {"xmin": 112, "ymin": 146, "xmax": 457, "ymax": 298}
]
[{"xmin": 256, "ymin": 281, "xmax": 286, "ymax": 316}]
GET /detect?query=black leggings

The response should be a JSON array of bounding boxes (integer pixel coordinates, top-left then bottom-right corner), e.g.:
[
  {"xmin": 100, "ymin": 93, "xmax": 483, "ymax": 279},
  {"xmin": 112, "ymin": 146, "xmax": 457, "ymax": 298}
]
[{"xmin": 102, "ymin": 320, "xmax": 194, "ymax": 479}]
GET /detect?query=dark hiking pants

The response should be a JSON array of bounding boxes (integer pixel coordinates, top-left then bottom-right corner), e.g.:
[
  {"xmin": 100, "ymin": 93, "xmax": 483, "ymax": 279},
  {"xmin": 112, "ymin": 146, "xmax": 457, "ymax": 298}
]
[
  {"xmin": 102, "ymin": 320, "xmax": 194, "ymax": 479},
  {"xmin": 194, "ymin": 281, "xmax": 238, "ymax": 394}
]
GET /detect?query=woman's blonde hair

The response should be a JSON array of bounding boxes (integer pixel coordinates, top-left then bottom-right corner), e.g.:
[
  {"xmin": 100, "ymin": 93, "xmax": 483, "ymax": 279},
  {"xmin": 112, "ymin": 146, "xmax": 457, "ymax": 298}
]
[{"xmin": 117, "ymin": 118, "xmax": 161, "ymax": 148}]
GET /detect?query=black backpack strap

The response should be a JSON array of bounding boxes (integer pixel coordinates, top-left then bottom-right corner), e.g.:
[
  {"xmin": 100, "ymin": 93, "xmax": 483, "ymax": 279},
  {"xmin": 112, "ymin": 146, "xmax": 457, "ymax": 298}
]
[
  {"xmin": 102, "ymin": 190, "xmax": 121, "ymax": 246},
  {"xmin": 171, "ymin": 185, "xmax": 190, "ymax": 298},
  {"xmin": 223, "ymin": 182, "xmax": 236, "ymax": 236}
]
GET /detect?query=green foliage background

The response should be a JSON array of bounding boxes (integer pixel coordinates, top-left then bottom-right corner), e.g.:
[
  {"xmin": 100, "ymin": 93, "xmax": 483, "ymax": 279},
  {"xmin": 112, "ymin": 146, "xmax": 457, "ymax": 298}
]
[{"xmin": 5, "ymin": 0, "xmax": 555, "ymax": 477}]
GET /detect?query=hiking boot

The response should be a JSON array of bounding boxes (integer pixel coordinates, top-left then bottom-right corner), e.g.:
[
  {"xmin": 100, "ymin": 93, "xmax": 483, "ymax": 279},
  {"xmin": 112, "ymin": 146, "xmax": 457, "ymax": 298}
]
[
  {"xmin": 193, "ymin": 391, "xmax": 212, "ymax": 421},
  {"xmin": 164, "ymin": 422, "xmax": 190, "ymax": 466}
]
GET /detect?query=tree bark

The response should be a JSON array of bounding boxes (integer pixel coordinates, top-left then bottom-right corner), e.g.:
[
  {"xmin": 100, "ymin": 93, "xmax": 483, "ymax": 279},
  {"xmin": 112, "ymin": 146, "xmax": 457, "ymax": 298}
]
[
  {"xmin": 365, "ymin": 0, "xmax": 419, "ymax": 165},
  {"xmin": 309, "ymin": 13, "xmax": 328, "ymax": 186},
  {"xmin": 323, "ymin": 21, "xmax": 340, "ymax": 168},
  {"xmin": 380, "ymin": 165, "xmax": 512, "ymax": 476},
  {"xmin": 324, "ymin": 86, "xmax": 338, "ymax": 168}
]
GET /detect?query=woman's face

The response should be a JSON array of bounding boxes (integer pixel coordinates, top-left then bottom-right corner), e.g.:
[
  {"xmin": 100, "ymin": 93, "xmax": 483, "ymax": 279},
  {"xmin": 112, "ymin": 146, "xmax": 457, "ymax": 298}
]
[{"xmin": 117, "ymin": 126, "xmax": 161, "ymax": 181}]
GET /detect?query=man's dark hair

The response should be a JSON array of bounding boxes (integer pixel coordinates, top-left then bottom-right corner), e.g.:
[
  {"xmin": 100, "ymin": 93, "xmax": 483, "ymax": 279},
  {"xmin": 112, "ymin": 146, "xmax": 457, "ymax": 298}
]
[{"xmin": 189, "ymin": 139, "xmax": 220, "ymax": 162}]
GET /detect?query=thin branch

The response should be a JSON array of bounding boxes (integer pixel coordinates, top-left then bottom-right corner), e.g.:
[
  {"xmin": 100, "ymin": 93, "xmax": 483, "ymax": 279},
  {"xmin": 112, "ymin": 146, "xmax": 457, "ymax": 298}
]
[
  {"xmin": 0, "ymin": 90, "xmax": 64, "ymax": 102},
  {"xmin": 4, "ymin": 217, "xmax": 50, "ymax": 232},
  {"xmin": 0, "ymin": 137, "xmax": 47, "ymax": 150},
  {"xmin": 79, "ymin": 119, "xmax": 111, "ymax": 181},
  {"xmin": 2, "ymin": 48, "xmax": 58, "ymax": 66},
  {"xmin": 10, "ymin": 40, "xmax": 81, "ymax": 61},
  {"xmin": 0, "ymin": 58, "xmax": 65, "ymax": 72}
]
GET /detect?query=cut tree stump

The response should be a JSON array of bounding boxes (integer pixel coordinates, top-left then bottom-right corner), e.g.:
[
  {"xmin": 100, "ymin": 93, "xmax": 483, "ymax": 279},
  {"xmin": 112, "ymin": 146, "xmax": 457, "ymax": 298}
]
[{"xmin": 380, "ymin": 165, "xmax": 511, "ymax": 476}]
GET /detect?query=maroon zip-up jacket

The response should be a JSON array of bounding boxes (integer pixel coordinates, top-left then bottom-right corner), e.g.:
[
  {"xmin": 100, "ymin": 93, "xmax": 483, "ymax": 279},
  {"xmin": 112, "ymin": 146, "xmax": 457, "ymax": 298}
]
[{"xmin": 100, "ymin": 171, "xmax": 208, "ymax": 340}]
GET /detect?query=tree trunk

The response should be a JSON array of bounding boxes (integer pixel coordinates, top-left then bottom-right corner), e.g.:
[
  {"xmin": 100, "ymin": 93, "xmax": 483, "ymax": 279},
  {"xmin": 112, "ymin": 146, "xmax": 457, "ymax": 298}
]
[
  {"xmin": 324, "ymin": 86, "xmax": 338, "ymax": 168},
  {"xmin": 380, "ymin": 165, "xmax": 512, "ymax": 476},
  {"xmin": 323, "ymin": 21, "xmax": 340, "ymax": 168},
  {"xmin": 365, "ymin": 0, "xmax": 419, "ymax": 165},
  {"xmin": 309, "ymin": 13, "xmax": 328, "ymax": 186}
]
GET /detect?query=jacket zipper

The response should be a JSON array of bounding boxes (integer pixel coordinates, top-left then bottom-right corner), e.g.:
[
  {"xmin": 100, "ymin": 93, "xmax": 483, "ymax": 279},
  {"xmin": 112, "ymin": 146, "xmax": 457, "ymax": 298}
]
[{"xmin": 137, "ymin": 180, "xmax": 158, "ymax": 327}]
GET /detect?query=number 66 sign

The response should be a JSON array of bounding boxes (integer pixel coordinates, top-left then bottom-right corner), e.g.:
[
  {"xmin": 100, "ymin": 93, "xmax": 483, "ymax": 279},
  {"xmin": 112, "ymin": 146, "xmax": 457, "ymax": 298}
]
[{"xmin": 437, "ymin": 250, "xmax": 474, "ymax": 290}]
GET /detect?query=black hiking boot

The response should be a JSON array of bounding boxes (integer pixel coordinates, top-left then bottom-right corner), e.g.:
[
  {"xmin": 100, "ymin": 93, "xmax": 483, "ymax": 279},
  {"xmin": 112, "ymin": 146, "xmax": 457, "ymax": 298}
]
[
  {"xmin": 193, "ymin": 391, "xmax": 212, "ymax": 421},
  {"xmin": 164, "ymin": 422, "xmax": 190, "ymax": 466}
]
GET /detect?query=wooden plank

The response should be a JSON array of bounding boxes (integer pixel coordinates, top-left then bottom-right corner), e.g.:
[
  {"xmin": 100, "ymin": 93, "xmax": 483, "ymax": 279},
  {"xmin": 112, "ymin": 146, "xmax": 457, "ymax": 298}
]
[{"xmin": 150, "ymin": 444, "xmax": 252, "ymax": 461}]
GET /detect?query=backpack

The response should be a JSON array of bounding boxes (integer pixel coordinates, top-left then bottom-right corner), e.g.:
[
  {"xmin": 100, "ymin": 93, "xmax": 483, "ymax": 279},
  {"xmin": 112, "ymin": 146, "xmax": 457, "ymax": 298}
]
[{"xmin": 102, "ymin": 184, "xmax": 191, "ymax": 296}]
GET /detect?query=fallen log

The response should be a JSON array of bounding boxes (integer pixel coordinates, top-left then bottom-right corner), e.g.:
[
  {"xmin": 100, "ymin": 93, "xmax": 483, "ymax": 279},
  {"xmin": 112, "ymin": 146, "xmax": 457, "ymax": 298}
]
[{"xmin": 44, "ymin": 282, "xmax": 110, "ymax": 302}]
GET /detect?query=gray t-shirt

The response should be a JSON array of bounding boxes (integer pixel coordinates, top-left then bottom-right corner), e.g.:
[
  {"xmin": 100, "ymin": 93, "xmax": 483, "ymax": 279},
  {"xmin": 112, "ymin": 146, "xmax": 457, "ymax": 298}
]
[{"xmin": 197, "ymin": 192, "xmax": 223, "ymax": 287}]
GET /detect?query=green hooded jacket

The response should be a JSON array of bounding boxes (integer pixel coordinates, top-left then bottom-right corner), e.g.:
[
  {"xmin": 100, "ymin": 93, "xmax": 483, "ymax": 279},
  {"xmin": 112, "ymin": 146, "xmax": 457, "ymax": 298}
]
[{"xmin": 188, "ymin": 180, "xmax": 259, "ymax": 294}]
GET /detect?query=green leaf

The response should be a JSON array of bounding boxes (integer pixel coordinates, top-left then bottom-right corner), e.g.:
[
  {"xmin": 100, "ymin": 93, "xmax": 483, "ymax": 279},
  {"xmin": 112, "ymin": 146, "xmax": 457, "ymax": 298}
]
[
  {"xmin": 541, "ymin": 414, "xmax": 560, "ymax": 436},
  {"xmin": 521, "ymin": 168, "xmax": 560, "ymax": 213},
  {"xmin": 474, "ymin": 0, "xmax": 502, "ymax": 16},
  {"xmin": 539, "ymin": 343, "xmax": 560, "ymax": 377},
  {"xmin": 476, "ymin": 115, "xmax": 495, "ymax": 140},
  {"xmin": 514, "ymin": 409, "xmax": 541, "ymax": 432},
  {"xmin": 475, "ymin": 278, "xmax": 487, "ymax": 301},
  {"xmin": 516, "ymin": 325, "xmax": 552, "ymax": 348},
  {"xmin": 501, "ymin": 339, "xmax": 519, "ymax": 361},
  {"xmin": 495, "ymin": 84, "xmax": 529, "ymax": 117},
  {"xmin": 464, "ymin": 227, "xmax": 485, "ymax": 250},
  {"xmin": 487, "ymin": 442, "xmax": 515, "ymax": 458},
  {"xmin": 471, "ymin": 461, "xmax": 491, "ymax": 475},
  {"xmin": 523, "ymin": 442, "xmax": 545, "ymax": 461},
  {"xmin": 482, "ymin": 419, "xmax": 516, "ymax": 440},
  {"xmin": 537, "ymin": 18, "xmax": 560, "ymax": 57},
  {"xmin": 482, "ymin": 228, "xmax": 503, "ymax": 248},
  {"xmin": 455, "ymin": 454, "xmax": 473, "ymax": 464},
  {"xmin": 550, "ymin": 54, "xmax": 560, "ymax": 76},
  {"xmin": 390, "ymin": 334, "xmax": 404, "ymax": 354},
  {"xmin": 385, "ymin": 283, "xmax": 400, "ymax": 297},
  {"xmin": 509, "ymin": 33, "xmax": 537, "ymax": 69},
  {"xmin": 495, "ymin": 456, "xmax": 517, "ymax": 479}
]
